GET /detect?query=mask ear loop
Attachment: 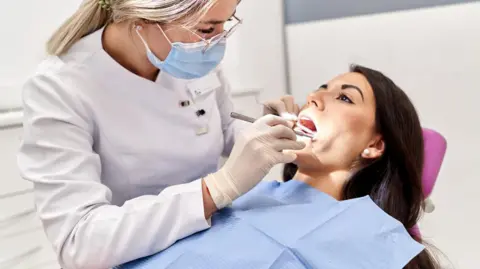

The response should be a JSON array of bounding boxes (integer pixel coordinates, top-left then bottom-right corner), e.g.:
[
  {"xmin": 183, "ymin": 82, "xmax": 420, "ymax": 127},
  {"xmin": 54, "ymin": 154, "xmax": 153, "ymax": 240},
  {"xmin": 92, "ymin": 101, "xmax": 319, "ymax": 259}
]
[
  {"xmin": 156, "ymin": 24, "xmax": 173, "ymax": 45},
  {"xmin": 135, "ymin": 24, "xmax": 167, "ymax": 65},
  {"xmin": 134, "ymin": 25, "xmax": 153, "ymax": 53},
  {"xmin": 135, "ymin": 24, "xmax": 173, "ymax": 50}
]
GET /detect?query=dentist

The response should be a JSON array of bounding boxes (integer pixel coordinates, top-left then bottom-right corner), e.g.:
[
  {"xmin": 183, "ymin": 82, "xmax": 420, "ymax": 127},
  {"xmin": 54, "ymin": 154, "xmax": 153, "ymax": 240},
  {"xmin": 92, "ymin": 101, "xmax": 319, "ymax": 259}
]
[{"xmin": 17, "ymin": 0, "xmax": 304, "ymax": 268}]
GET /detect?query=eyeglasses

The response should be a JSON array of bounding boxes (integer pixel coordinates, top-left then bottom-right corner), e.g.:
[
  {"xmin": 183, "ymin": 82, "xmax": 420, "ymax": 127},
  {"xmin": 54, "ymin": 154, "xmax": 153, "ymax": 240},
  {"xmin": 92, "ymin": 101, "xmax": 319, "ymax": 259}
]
[
  {"xmin": 185, "ymin": 15, "xmax": 243, "ymax": 53},
  {"xmin": 205, "ymin": 15, "xmax": 242, "ymax": 52}
]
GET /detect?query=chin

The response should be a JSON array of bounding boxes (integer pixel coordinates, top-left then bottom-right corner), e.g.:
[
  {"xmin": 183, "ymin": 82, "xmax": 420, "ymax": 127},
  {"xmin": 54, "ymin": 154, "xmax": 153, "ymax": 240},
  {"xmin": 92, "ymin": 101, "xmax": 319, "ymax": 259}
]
[
  {"xmin": 291, "ymin": 135, "xmax": 326, "ymax": 168},
  {"xmin": 292, "ymin": 150, "xmax": 321, "ymax": 169}
]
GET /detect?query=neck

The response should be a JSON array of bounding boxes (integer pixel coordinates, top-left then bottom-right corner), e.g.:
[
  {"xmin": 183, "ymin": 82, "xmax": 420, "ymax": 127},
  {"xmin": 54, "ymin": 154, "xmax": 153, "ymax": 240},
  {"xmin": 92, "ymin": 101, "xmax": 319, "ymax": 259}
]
[
  {"xmin": 294, "ymin": 168, "xmax": 352, "ymax": 200},
  {"xmin": 102, "ymin": 22, "xmax": 159, "ymax": 81}
]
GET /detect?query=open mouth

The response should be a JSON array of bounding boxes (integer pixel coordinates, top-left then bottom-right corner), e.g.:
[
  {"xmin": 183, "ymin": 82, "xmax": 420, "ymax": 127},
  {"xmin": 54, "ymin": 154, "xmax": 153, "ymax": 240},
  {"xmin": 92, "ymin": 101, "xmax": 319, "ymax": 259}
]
[
  {"xmin": 294, "ymin": 116, "xmax": 317, "ymax": 140},
  {"xmin": 298, "ymin": 116, "xmax": 317, "ymax": 133}
]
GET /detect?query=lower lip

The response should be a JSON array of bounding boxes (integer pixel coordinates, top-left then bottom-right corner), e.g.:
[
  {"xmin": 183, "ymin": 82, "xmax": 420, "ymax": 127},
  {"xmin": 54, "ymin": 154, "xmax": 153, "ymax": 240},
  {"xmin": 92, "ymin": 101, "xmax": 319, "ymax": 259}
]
[{"xmin": 297, "ymin": 125, "xmax": 316, "ymax": 136}]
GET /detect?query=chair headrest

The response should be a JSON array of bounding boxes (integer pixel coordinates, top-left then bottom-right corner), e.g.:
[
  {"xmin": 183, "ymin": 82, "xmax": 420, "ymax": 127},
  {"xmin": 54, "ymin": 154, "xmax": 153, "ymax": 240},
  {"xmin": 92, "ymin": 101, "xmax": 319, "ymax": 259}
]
[
  {"xmin": 421, "ymin": 128, "xmax": 447, "ymax": 197},
  {"xmin": 410, "ymin": 128, "xmax": 447, "ymax": 238}
]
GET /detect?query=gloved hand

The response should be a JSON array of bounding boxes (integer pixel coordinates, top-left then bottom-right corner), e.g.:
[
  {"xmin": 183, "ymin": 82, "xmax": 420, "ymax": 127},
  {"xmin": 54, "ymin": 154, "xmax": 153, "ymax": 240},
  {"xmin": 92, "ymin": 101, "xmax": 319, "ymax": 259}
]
[
  {"xmin": 204, "ymin": 115, "xmax": 306, "ymax": 209},
  {"xmin": 263, "ymin": 95, "xmax": 300, "ymax": 120}
]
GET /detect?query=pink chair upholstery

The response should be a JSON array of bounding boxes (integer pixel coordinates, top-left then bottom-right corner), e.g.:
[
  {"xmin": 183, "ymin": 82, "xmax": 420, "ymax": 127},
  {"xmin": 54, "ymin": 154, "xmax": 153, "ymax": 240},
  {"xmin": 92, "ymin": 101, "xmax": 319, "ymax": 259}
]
[
  {"xmin": 421, "ymin": 128, "xmax": 447, "ymax": 197},
  {"xmin": 410, "ymin": 128, "xmax": 447, "ymax": 238}
]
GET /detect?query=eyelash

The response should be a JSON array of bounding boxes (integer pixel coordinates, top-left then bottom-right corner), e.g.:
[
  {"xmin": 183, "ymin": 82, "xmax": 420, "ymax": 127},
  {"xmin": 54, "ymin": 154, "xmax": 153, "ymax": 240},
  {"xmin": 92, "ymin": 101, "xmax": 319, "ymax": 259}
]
[
  {"xmin": 198, "ymin": 28, "xmax": 215, "ymax": 34},
  {"xmin": 197, "ymin": 18, "xmax": 233, "ymax": 34},
  {"xmin": 337, "ymin": 93, "xmax": 354, "ymax": 104}
]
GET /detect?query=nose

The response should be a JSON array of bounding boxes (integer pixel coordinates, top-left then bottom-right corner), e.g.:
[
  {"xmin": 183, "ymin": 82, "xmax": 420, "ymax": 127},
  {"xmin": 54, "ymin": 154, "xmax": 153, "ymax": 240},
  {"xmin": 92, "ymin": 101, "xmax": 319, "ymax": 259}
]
[{"xmin": 306, "ymin": 92, "xmax": 325, "ymax": 111}]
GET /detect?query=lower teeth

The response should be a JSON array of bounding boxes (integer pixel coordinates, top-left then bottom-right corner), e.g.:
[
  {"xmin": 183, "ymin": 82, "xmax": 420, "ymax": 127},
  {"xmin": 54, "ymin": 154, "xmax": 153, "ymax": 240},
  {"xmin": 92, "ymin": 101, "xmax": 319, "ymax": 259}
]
[{"xmin": 296, "ymin": 123, "xmax": 316, "ymax": 135}]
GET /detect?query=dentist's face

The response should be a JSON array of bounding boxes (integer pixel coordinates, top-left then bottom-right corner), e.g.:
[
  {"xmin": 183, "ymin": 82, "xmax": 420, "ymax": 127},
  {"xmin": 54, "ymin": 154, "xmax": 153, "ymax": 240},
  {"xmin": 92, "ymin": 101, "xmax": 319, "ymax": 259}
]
[
  {"xmin": 294, "ymin": 72, "xmax": 379, "ymax": 171},
  {"xmin": 138, "ymin": 0, "xmax": 239, "ymax": 60}
]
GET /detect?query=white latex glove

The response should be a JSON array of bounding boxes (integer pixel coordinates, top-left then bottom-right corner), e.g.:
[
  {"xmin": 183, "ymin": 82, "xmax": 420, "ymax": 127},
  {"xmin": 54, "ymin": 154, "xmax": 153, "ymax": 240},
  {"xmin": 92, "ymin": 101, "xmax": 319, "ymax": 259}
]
[
  {"xmin": 263, "ymin": 95, "xmax": 300, "ymax": 120},
  {"xmin": 204, "ymin": 115, "xmax": 306, "ymax": 209}
]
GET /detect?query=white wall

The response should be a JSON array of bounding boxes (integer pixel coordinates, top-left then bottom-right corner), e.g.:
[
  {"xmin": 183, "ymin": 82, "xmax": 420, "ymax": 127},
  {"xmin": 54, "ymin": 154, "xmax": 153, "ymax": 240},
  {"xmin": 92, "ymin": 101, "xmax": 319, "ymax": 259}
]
[
  {"xmin": 286, "ymin": 2, "xmax": 480, "ymax": 268},
  {"xmin": 222, "ymin": 0, "xmax": 288, "ymax": 102},
  {"xmin": 0, "ymin": 1, "xmax": 80, "ymax": 110}
]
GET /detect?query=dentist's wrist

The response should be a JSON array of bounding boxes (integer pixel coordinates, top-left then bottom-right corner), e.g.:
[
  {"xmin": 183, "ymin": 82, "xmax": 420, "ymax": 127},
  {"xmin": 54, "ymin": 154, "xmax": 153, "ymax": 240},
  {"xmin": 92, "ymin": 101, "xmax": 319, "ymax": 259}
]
[
  {"xmin": 203, "ymin": 171, "xmax": 236, "ymax": 210},
  {"xmin": 202, "ymin": 179, "xmax": 218, "ymax": 219}
]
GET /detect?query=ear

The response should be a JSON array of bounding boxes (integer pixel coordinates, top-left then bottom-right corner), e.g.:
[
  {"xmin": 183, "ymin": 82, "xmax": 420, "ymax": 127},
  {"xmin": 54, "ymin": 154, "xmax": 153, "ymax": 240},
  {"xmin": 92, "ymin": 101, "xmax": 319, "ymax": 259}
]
[
  {"xmin": 361, "ymin": 135, "xmax": 385, "ymax": 159},
  {"xmin": 134, "ymin": 19, "xmax": 149, "ymax": 29}
]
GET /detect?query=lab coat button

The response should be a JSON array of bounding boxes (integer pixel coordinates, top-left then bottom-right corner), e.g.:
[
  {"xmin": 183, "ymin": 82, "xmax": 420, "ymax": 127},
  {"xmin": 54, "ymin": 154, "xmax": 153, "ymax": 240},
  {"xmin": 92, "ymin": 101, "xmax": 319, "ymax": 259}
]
[{"xmin": 179, "ymin": 100, "xmax": 190, "ymax": 107}]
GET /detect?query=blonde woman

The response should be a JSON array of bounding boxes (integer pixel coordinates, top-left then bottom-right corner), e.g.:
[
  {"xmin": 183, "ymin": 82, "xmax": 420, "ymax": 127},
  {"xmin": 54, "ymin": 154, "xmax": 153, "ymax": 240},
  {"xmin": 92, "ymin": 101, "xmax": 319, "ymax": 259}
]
[{"xmin": 17, "ymin": 0, "xmax": 305, "ymax": 268}]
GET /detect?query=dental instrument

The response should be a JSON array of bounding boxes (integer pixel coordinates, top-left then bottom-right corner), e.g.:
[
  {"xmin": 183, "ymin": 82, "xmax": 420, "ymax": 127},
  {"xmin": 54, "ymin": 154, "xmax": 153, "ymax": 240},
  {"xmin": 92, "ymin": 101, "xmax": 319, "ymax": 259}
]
[{"xmin": 230, "ymin": 112, "xmax": 314, "ymax": 139}]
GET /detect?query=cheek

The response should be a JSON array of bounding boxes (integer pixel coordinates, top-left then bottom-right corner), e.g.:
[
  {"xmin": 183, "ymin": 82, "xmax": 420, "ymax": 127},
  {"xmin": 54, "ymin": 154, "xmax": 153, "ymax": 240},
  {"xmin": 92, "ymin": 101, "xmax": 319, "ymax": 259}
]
[
  {"xmin": 338, "ymin": 109, "xmax": 374, "ymax": 135},
  {"xmin": 343, "ymin": 113, "xmax": 372, "ymax": 134},
  {"xmin": 292, "ymin": 109, "xmax": 375, "ymax": 168},
  {"xmin": 163, "ymin": 27, "xmax": 194, "ymax": 43},
  {"xmin": 313, "ymin": 112, "xmax": 373, "ymax": 154}
]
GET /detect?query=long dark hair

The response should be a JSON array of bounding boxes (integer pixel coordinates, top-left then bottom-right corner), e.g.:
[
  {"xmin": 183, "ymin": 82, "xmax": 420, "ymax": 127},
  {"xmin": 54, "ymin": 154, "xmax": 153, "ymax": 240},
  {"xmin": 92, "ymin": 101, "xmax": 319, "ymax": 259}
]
[{"xmin": 283, "ymin": 65, "xmax": 440, "ymax": 269}]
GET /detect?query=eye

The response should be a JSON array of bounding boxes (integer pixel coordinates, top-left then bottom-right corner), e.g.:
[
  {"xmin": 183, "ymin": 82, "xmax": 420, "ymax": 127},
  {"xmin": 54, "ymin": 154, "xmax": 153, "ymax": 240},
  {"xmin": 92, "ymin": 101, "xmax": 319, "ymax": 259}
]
[
  {"xmin": 337, "ymin": 93, "xmax": 354, "ymax": 104},
  {"xmin": 198, "ymin": 27, "xmax": 215, "ymax": 34}
]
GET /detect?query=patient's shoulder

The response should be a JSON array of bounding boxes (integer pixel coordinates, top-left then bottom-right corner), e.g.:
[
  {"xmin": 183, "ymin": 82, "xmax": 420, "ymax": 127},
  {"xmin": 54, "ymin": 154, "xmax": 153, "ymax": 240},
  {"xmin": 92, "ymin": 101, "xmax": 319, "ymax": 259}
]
[{"xmin": 342, "ymin": 196, "xmax": 407, "ymax": 232}]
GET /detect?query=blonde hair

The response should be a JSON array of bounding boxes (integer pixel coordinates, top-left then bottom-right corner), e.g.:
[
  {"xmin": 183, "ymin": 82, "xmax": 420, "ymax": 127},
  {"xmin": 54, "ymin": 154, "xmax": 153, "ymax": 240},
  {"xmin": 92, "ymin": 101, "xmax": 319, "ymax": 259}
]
[{"xmin": 47, "ymin": 0, "xmax": 218, "ymax": 56}]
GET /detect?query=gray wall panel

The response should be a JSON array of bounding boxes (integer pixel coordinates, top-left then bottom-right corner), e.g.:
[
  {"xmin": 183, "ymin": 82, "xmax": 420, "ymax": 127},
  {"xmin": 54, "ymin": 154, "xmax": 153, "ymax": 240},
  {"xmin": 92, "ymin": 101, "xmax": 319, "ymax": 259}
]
[{"xmin": 285, "ymin": 0, "xmax": 479, "ymax": 24}]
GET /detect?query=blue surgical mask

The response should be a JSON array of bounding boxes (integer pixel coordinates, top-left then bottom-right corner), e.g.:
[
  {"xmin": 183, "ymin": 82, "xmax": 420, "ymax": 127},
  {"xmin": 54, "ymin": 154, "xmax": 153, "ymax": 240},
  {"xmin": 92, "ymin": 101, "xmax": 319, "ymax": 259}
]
[{"xmin": 135, "ymin": 25, "xmax": 226, "ymax": 80}]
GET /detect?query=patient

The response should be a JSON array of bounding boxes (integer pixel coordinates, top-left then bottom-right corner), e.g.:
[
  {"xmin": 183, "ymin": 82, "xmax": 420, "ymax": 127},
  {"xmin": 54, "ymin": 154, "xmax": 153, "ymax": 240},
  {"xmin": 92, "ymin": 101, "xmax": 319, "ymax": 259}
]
[{"xmin": 120, "ymin": 65, "xmax": 440, "ymax": 269}]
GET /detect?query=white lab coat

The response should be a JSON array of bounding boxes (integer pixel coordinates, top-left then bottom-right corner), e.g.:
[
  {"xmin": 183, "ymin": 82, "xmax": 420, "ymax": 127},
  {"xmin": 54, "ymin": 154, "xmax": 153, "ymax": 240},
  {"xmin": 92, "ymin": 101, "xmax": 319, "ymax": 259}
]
[{"xmin": 17, "ymin": 27, "xmax": 237, "ymax": 269}]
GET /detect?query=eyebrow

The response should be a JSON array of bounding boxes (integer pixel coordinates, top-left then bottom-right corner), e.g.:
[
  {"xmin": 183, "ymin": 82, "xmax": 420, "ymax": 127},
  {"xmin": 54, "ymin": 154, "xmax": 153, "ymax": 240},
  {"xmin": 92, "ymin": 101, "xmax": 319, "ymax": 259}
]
[
  {"xmin": 318, "ymin": 84, "xmax": 364, "ymax": 101},
  {"xmin": 201, "ymin": 11, "xmax": 237, "ymax": 25}
]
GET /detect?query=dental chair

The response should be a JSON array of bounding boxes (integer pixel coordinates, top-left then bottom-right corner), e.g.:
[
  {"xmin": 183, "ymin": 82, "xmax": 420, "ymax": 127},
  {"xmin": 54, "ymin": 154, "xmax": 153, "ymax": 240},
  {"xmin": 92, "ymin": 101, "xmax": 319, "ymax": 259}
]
[{"xmin": 411, "ymin": 128, "xmax": 447, "ymax": 238}]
